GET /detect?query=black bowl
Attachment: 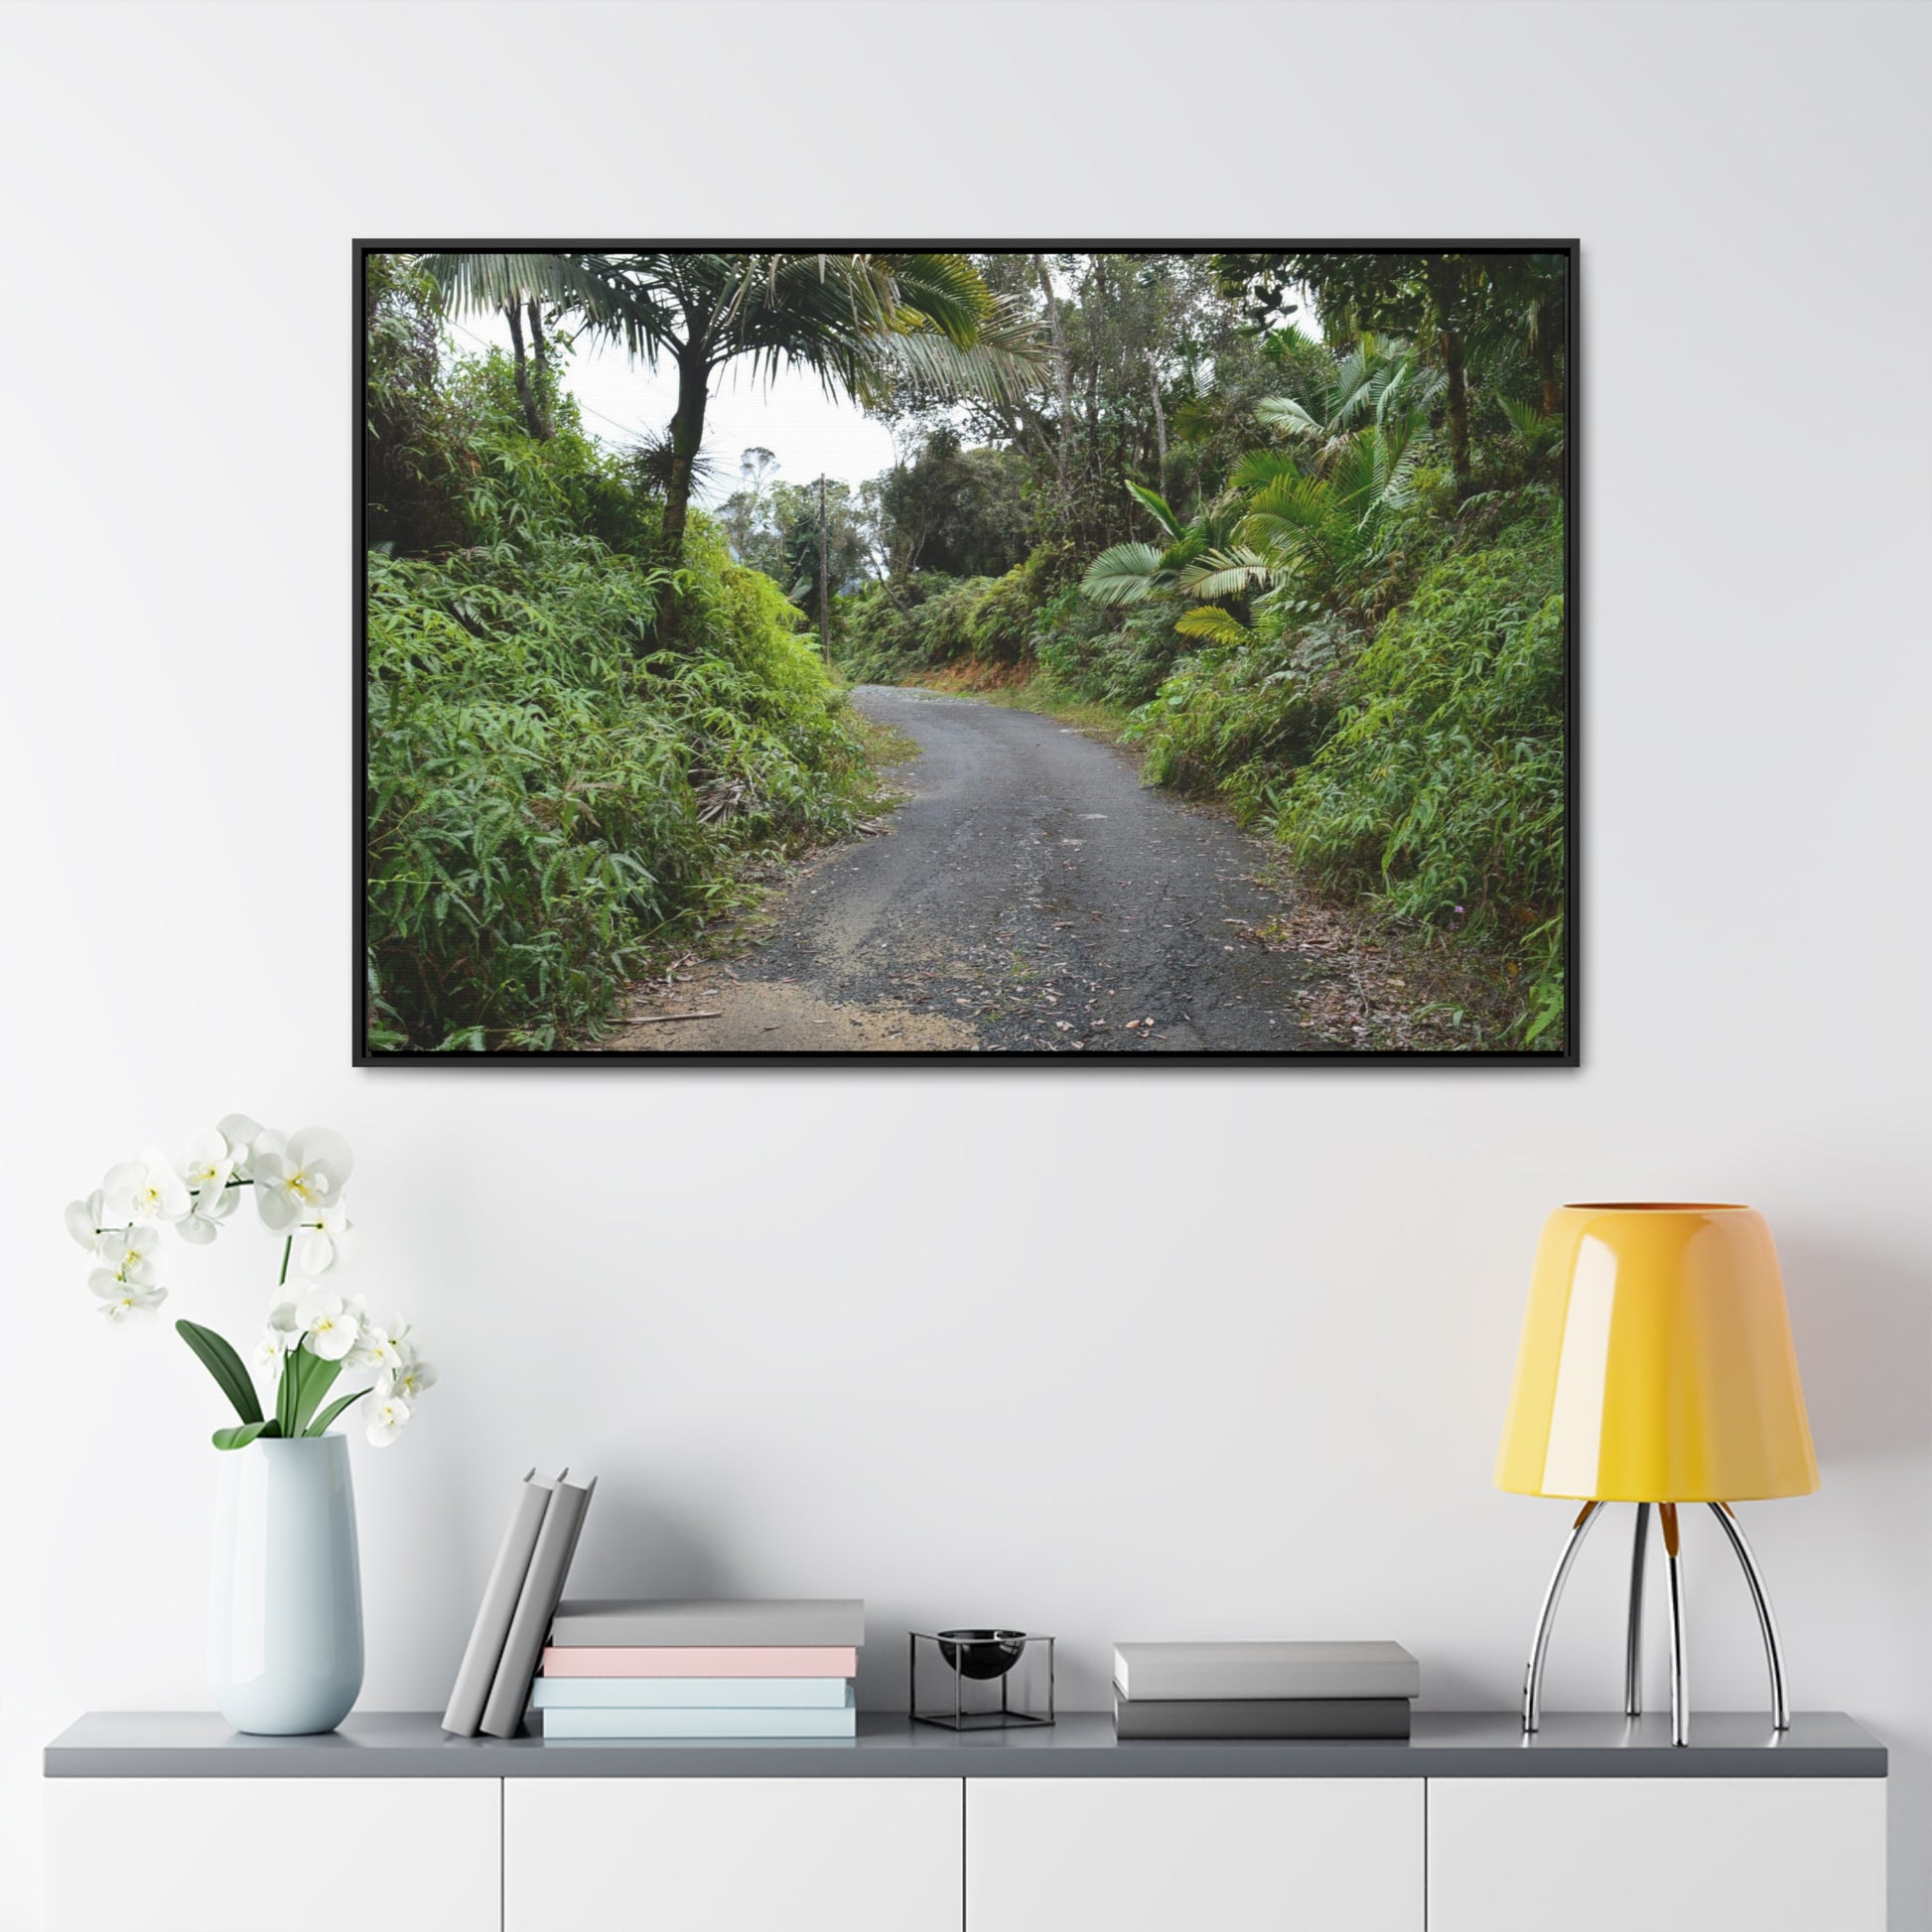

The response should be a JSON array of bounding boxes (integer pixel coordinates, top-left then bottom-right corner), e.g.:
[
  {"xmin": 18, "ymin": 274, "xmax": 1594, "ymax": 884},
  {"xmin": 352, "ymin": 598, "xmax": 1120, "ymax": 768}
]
[{"xmin": 937, "ymin": 1628, "xmax": 1028, "ymax": 1680}]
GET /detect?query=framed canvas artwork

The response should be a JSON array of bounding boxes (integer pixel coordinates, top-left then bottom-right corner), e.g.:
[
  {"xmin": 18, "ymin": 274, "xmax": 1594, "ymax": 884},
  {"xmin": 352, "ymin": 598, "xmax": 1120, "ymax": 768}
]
[{"xmin": 357, "ymin": 241, "xmax": 1576, "ymax": 1063}]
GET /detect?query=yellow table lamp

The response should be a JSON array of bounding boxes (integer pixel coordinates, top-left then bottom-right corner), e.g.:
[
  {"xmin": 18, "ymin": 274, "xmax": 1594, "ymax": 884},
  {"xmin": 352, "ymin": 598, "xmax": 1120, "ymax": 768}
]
[{"xmin": 1496, "ymin": 1202, "xmax": 1818, "ymax": 1745}]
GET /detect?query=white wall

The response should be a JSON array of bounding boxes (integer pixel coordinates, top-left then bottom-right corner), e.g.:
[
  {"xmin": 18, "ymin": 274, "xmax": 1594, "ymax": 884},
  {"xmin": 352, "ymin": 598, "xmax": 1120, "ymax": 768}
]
[{"xmin": 3, "ymin": 1, "xmax": 1926, "ymax": 1924}]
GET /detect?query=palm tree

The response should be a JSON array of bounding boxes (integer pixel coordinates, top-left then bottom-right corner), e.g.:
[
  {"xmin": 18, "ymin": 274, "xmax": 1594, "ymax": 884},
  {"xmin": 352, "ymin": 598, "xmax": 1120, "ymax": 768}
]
[
  {"xmin": 1082, "ymin": 343, "xmax": 1439, "ymax": 627},
  {"xmin": 415, "ymin": 252, "xmax": 619, "ymax": 442},
  {"xmin": 421, "ymin": 251, "xmax": 1042, "ymax": 627}
]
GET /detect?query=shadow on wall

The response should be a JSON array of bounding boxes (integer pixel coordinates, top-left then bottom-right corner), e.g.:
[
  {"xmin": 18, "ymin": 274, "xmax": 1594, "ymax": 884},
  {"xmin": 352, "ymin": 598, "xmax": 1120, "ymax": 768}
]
[
  {"xmin": 1780, "ymin": 1223, "xmax": 1932, "ymax": 1932},
  {"xmin": 1780, "ymin": 1225, "xmax": 1931, "ymax": 1463},
  {"xmin": 562, "ymin": 1481, "xmax": 751, "ymax": 1600}
]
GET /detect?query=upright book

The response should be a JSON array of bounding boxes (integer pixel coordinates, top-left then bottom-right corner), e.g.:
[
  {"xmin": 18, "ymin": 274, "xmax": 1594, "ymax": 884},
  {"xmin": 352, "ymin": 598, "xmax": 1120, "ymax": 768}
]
[
  {"xmin": 442, "ymin": 1468, "xmax": 560, "ymax": 1738},
  {"xmin": 1113, "ymin": 1641, "xmax": 1421, "ymax": 1703},
  {"xmin": 480, "ymin": 1471, "xmax": 597, "ymax": 1738}
]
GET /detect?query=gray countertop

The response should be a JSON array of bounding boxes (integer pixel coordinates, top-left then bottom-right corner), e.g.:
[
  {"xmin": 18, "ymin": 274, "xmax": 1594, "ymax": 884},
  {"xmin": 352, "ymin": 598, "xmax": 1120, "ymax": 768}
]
[{"xmin": 45, "ymin": 1710, "xmax": 1885, "ymax": 1779}]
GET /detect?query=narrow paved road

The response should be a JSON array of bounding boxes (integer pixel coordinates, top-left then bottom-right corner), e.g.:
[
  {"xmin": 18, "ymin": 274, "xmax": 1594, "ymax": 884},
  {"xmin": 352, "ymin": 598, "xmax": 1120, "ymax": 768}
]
[{"xmin": 611, "ymin": 686, "xmax": 1322, "ymax": 1053}]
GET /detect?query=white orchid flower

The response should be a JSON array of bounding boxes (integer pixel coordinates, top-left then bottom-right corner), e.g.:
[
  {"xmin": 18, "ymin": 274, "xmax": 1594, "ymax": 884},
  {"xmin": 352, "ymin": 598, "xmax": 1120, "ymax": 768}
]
[
  {"xmin": 89, "ymin": 1271, "xmax": 168, "ymax": 1323},
  {"xmin": 101, "ymin": 1150, "xmax": 191, "ymax": 1225},
  {"xmin": 349, "ymin": 1321, "xmax": 402, "ymax": 1374},
  {"xmin": 295, "ymin": 1202, "xmax": 357, "ymax": 1279},
  {"xmin": 256, "ymin": 1303, "xmax": 304, "ymax": 1374},
  {"xmin": 388, "ymin": 1318, "xmax": 429, "ymax": 1366},
  {"xmin": 364, "ymin": 1392, "xmax": 411, "ymax": 1447},
  {"xmin": 94, "ymin": 1224, "xmax": 163, "ymax": 1286},
  {"xmin": 296, "ymin": 1290, "xmax": 362, "ymax": 1362},
  {"xmin": 176, "ymin": 1129, "xmax": 238, "ymax": 1197},
  {"xmin": 254, "ymin": 1128, "xmax": 353, "ymax": 1233},
  {"xmin": 216, "ymin": 1114, "xmax": 265, "ymax": 1179},
  {"xmin": 178, "ymin": 1180, "xmax": 243, "ymax": 1246},
  {"xmin": 387, "ymin": 1355, "xmax": 438, "ymax": 1403},
  {"xmin": 65, "ymin": 1190, "xmax": 107, "ymax": 1250}
]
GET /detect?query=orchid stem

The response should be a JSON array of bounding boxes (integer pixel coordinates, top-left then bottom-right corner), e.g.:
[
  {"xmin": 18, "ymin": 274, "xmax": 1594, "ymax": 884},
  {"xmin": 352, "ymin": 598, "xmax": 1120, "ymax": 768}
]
[{"xmin": 278, "ymin": 1238, "xmax": 291, "ymax": 1287}]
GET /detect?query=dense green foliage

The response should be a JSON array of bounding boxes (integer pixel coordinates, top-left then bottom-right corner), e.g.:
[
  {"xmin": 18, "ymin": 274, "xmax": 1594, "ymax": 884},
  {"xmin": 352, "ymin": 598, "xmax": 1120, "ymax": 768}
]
[
  {"xmin": 363, "ymin": 264, "xmax": 866, "ymax": 1051},
  {"xmin": 1276, "ymin": 501, "xmax": 1566, "ymax": 1040},
  {"xmin": 829, "ymin": 251, "xmax": 1571, "ymax": 1046}
]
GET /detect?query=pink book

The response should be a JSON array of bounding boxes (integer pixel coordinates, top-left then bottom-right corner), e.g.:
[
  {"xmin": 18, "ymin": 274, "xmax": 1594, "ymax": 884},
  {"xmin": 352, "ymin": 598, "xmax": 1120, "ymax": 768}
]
[{"xmin": 539, "ymin": 1645, "xmax": 859, "ymax": 1678}]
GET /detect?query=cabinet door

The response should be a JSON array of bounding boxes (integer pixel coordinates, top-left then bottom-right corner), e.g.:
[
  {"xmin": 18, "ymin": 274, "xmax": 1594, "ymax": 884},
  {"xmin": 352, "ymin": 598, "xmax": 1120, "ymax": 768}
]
[
  {"xmin": 505, "ymin": 1776, "xmax": 963, "ymax": 1932},
  {"xmin": 45, "ymin": 1777, "xmax": 499, "ymax": 1932},
  {"xmin": 967, "ymin": 1776, "xmax": 1423, "ymax": 1932},
  {"xmin": 1428, "ymin": 1776, "xmax": 1886, "ymax": 1932}
]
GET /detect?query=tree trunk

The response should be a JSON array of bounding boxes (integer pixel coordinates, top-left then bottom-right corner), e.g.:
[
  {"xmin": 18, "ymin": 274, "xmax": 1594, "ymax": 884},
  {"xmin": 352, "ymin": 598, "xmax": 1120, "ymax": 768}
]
[
  {"xmin": 1032, "ymin": 253, "xmax": 1072, "ymax": 511},
  {"xmin": 1535, "ymin": 324, "xmax": 1562, "ymax": 418},
  {"xmin": 657, "ymin": 347, "xmax": 711, "ymax": 638},
  {"xmin": 1147, "ymin": 349, "xmax": 1169, "ymax": 494},
  {"xmin": 1083, "ymin": 260, "xmax": 1103, "ymax": 485},
  {"xmin": 503, "ymin": 303, "xmax": 546, "ymax": 443},
  {"xmin": 817, "ymin": 475, "xmax": 832, "ymax": 668},
  {"xmin": 526, "ymin": 299, "xmax": 554, "ymax": 440},
  {"xmin": 1442, "ymin": 327, "xmax": 1471, "ymax": 490},
  {"xmin": 1424, "ymin": 259, "xmax": 1473, "ymax": 492}
]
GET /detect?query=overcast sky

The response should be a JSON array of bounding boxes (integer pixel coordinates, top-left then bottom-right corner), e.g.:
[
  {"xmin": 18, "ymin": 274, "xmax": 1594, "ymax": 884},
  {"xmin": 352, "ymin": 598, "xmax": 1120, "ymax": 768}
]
[{"xmin": 450, "ymin": 306, "xmax": 900, "ymax": 505}]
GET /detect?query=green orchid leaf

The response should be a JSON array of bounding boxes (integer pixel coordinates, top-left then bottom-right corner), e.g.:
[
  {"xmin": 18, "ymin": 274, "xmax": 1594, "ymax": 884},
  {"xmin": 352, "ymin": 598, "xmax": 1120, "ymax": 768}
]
[
  {"xmin": 292, "ymin": 1352, "xmax": 344, "ymax": 1436},
  {"xmin": 212, "ymin": 1421, "xmax": 272, "ymax": 1451},
  {"xmin": 276, "ymin": 1349, "xmax": 301, "ymax": 1438},
  {"xmin": 176, "ymin": 1319, "xmax": 263, "ymax": 1427},
  {"xmin": 306, "ymin": 1388, "xmax": 372, "ymax": 1439}
]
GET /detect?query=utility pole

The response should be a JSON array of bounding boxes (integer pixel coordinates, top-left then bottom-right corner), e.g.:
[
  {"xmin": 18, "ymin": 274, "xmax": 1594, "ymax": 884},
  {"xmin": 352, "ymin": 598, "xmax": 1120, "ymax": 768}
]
[{"xmin": 817, "ymin": 475, "xmax": 832, "ymax": 667}]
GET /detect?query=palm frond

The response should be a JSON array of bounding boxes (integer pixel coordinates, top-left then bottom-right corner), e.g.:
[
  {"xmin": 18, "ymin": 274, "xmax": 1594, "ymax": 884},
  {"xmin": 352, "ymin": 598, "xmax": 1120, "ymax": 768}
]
[
  {"xmin": 1246, "ymin": 472, "xmax": 1335, "ymax": 528},
  {"xmin": 1173, "ymin": 605, "xmax": 1253, "ymax": 647},
  {"xmin": 418, "ymin": 252, "xmax": 620, "ymax": 322},
  {"xmin": 1081, "ymin": 542, "xmax": 1170, "ymax": 606},
  {"xmin": 1501, "ymin": 398, "xmax": 1567, "ymax": 457},
  {"xmin": 1174, "ymin": 548, "xmax": 1272, "ymax": 601},
  {"xmin": 1255, "ymin": 395, "xmax": 1323, "ymax": 440},
  {"xmin": 1228, "ymin": 448, "xmax": 1306, "ymax": 491},
  {"xmin": 1124, "ymin": 479, "xmax": 1185, "ymax": 541}
]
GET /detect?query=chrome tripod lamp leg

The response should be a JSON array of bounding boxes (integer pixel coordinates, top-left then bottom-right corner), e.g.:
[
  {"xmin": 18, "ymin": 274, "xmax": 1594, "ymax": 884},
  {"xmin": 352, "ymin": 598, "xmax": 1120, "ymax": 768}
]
[
  {"xmin": 1521, "ymin": 1499, "xmax": 1602, "ymax": 1733},
  {"xmin": 1661, "ymin": 1503, "xmax": 1689, "ymax": 1746},
  {"xmin": 1624, "ymin": 1502, "xmax": 1651, "ymax": 1719},
  {"xmin": 1709, "ymin": 1501, "xmax": 1790, "ymax": 1730}
]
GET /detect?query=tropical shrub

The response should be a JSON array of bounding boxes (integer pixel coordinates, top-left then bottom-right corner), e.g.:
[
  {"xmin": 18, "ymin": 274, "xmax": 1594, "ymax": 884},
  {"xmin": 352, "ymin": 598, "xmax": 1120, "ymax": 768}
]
[
  {"xmin": 364, "ymin": 328, "xmax": 866, "ymax": 1054},
  {"xmin": 1274, "ymin": 498, "xmax": 1567, "ymax": 1037}
]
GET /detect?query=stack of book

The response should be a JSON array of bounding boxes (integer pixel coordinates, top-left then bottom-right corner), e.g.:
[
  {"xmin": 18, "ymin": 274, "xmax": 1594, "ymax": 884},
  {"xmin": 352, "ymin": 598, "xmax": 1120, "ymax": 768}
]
[
  {"xmin": 533, "ymin": 1598, "xmax": 865, "ymax": 1739},
  {"xmin": 1112, "ymin": 1640, "xmax": 1421, "ymax": 1739}
]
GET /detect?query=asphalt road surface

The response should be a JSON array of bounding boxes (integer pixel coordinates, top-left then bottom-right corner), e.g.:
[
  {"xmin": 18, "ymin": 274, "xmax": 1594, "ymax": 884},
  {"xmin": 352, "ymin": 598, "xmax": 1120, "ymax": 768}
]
[{"xmin": 610, "ymin": 685, "xmax": 1320, "ymax": 1054}]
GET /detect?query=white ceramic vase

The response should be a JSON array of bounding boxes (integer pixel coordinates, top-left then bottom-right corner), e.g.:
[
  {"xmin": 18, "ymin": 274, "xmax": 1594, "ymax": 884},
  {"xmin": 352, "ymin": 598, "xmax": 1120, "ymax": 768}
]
[{"xmin": 208, "ymin": 1436, "xmax": 364, "ymax": 1734}]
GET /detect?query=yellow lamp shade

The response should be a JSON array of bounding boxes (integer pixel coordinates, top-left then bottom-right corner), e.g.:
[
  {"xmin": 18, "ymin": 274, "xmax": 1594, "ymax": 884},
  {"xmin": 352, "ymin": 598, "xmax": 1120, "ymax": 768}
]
[{"xmin": 1495, "ymin": 1203, "xmax": 1818, "ymax": 1503}]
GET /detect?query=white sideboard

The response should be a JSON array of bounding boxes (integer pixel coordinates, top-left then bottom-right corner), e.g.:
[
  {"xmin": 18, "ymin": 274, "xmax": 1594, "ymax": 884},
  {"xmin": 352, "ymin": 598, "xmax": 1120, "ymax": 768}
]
[
  {"xmin": 1428, "ymin": 1775, "xmax": 1887, "ymax": 1932},
  {"xmin": 45, "ymin": 1776, "xmax": 500, "ymax": 1932},
  {"xmin": 967, "ymin": 1775, "xmax": 1423, "ymax": 1932},
  {"xmin": 44, "ymin": 1710, "xmax": 1888, "ymax": 1932},
  {"xmin": 504, "ymin": 1778, "xmax": 960, "ymax": 1932}
]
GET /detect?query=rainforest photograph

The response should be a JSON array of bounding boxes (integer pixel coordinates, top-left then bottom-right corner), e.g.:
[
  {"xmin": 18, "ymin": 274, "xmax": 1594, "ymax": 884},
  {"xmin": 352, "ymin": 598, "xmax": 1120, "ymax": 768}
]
[{"xmin": 358, "ymin": 245, "xmax": 1573, "ymax": 1061}]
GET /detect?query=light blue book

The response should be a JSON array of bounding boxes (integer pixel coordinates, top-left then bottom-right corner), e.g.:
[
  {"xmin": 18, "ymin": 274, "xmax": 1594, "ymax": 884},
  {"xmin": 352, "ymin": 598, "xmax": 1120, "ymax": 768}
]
[
  {"xmin": 541, "ymin": 1696, "xmax": 857, "ymax": 1740},
  {"xmin": 531, "ymin": 1676, "xmax": 851, "ymax": 1711}
]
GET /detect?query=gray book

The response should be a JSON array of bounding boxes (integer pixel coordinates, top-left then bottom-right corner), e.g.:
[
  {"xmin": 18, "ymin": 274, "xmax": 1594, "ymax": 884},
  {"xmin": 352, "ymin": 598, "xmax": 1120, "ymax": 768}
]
[
  {"xmin": 549, "ymin": 1597, "xmax": 866, "ymax": 1647},
  {"xmin": 480, "ymin": 1473, "xmax": 597, "ymax": 1738},
  {"xmin": 442, "ymin": 1467, "xmax": 561, "ymax": 1737},
  {"xmin": 1113, "ymin": 1693, "xmax": 1412, "ymax": 1740},
  {"xmin": 1113, "ymin": 1641, "xmax": 1421, "ymax": 1703}
]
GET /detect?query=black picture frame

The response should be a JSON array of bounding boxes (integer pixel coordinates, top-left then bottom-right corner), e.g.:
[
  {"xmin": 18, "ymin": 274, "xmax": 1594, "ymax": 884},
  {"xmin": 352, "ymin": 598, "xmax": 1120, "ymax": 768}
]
[{"xmin": 355, "ymin": 239, "xmax": 1579, "ymax": 1068}]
